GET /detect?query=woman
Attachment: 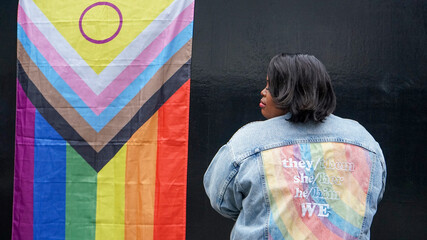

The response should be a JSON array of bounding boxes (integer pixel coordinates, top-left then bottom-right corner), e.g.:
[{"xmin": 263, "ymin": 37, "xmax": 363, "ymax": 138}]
[{"xmin": 204, "ymin": 53, "xmax": 386, "ymax": 240}]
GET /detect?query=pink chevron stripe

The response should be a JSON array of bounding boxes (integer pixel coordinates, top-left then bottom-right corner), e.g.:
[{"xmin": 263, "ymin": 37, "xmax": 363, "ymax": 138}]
[{"xmin": 18, "ymin": 2, "xmax": 194, "ymax": 115}]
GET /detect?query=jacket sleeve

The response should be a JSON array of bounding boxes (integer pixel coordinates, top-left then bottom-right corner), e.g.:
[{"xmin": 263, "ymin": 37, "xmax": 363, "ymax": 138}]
[{"xmin": 203, "ymin": 144, "xmax": 243, "ymax": 220}]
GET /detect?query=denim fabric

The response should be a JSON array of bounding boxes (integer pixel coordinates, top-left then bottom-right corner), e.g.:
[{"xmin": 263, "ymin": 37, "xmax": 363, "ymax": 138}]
[{"xmin": 204, "ymin": 113, "xmax": 386, "ymax": 240}]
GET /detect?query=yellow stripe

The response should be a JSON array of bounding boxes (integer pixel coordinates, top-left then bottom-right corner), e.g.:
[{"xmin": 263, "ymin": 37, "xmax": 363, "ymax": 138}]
[
  {"xmin": 96, "ymin": 145, "xmax": 127, "ymax": 240},
  {"xmin": 321, "ymin": 143, "xmax": 366, "ymax": 217},
  {"xmin": 263, "ymin": 149, "xmax": 318, "ymax": 240}
]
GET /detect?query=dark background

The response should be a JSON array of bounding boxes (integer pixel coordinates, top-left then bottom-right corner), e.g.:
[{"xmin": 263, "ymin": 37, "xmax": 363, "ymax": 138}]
[{"xmin": 1, "ymin": 0, "xmax": 427, "ymax": 239}]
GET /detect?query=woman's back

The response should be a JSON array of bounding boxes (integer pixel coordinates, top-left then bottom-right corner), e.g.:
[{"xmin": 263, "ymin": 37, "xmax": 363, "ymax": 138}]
[{"xmin": 204, "ymin": 114, "xmax": 386, "ymax": 239}]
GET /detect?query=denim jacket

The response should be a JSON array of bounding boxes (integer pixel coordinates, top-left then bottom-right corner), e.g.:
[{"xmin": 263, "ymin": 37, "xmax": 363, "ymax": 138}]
[{"xmin": 204, "ymin": 114, "xmax": 386, "ymax": 240}]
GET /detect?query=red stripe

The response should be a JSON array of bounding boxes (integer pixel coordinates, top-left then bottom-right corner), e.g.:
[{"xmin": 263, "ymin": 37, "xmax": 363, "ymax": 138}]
[{"xmin": 154, "ymin": 80, "xmax": 190, "ymax": 240}]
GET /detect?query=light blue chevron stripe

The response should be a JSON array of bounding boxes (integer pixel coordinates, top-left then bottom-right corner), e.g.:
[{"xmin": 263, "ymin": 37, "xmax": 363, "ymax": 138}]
[{"xmin": 18, "ymin": 21, "xmax": 193, "ymax": 132}]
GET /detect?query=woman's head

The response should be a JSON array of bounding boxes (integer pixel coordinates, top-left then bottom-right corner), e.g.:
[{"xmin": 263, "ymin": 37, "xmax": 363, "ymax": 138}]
[{"xmin": 261, "ymin": 53, "xmax": 336, "ymax": 123}]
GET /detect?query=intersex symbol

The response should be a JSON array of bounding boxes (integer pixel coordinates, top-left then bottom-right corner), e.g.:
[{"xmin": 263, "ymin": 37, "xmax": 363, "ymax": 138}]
[{"xmin": 79, "ymin": 2, "xmax": 123, "ymax": 44}]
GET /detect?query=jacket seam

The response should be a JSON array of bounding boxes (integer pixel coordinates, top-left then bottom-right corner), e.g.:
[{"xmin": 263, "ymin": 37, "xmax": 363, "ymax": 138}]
[
  {"xmin": 234, "ymin": 138, "xmax": 377, "ymax": 164},
  {"xmin": 227, "ymin": 142, "xmax": 239, "ymax": 168},
  {"xmin": 216, "ymin": 167, "xmax": 239, "ymax": 216},
  {"xmin": 358, "ymin": 152, "xmax": 378, "ymax": 239},
  {"xmin": 258, "ymin": 154, "xmax": 271, "ymax": 240}
]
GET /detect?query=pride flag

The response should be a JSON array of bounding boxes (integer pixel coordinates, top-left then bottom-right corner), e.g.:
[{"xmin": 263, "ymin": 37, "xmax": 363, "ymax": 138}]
[{"xmin": 13, "ymin": 0, "xmax": 194, "ymax": 239}]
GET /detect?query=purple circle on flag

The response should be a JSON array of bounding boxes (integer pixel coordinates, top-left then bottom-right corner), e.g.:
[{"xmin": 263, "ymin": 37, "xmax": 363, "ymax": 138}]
[{"xmin": 79, "ymin": 2, "xmax": 123, "ymax": 44}]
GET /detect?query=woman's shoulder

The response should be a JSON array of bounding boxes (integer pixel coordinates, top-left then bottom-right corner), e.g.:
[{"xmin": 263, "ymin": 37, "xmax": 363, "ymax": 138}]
[
  {"xmin": 225, "ymin": 116, "xmax": 291, "ymax": 160},
  {"xmin": 327, "ymin": 114, "xmax": 374, "ymax": 137},
  {"xmin": 230, "ymin": 116, "xmax": 288, "ymax": 141}
]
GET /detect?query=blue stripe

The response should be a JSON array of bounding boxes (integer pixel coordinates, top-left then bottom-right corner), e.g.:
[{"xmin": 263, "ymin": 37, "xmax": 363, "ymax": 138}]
[
  {"xmin": 17, "ymin": 21, "xmax": 193, "ymax": 132},
  {"xmin": 301, "ymin": 143, "xmax": 360, "ymax": 237},
  {"xmin": 34, "ymin": 111, "xmax": 66, "ymax": 240}
]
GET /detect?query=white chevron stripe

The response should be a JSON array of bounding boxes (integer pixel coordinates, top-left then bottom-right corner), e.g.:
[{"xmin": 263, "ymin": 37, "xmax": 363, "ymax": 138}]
[{"xmin": 20, "ymin": 0, "xmax": 194, "ymax": 95}]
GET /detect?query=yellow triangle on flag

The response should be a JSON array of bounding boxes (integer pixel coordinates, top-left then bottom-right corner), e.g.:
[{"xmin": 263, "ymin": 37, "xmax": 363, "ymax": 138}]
[{"xmin": 33, "ymin": 0, "xmax": 175, "ymax": 74}]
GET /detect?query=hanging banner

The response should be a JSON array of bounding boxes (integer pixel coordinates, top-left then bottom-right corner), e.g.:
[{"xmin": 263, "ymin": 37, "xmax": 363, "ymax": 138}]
[{"xmin": 13, "ymin": 0, "xmax": 194, "ymax": 239}]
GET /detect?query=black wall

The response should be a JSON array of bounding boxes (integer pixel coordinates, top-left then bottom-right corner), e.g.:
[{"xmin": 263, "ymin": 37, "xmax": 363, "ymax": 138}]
[
  {"xmin": 2, "ymin": 0, "xmax": 427, "ymax": 239},
  {"xmin": 1, "ymin": 0, "xmax": 18, "ymax": 238}
]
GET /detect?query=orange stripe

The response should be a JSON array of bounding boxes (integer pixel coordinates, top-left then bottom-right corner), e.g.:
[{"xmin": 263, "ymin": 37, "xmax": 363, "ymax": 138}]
[
  {"xmin": 153, "ymin": 80, "xmax": 190, "ymax": 240},
  {"xmin": 125, "ymin": 113, "xmax": 159, "ymax": 240}
]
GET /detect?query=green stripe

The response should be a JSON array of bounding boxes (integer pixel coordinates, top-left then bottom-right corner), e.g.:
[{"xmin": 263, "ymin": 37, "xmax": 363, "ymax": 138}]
[{"xmin": 66, "ymin": 144, "xmax": 97, "ymax": 240}]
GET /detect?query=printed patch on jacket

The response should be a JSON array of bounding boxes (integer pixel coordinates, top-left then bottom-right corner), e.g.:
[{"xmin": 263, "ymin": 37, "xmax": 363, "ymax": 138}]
[{"xmin": 262, "ymin": 142, "xmax": 373, "ymax": 240}]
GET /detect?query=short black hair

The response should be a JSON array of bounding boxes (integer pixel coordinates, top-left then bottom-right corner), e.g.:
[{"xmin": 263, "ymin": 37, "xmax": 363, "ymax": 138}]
[{"xmin": 267, "ymin": 53, "xmax": 336, "ymax": 123}]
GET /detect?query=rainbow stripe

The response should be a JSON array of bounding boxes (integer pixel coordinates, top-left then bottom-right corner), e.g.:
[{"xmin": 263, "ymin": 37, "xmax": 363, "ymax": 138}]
[
  {"xmin": 13, "ymin": 0, "xmax": 193, "ymax": 239},
  {"xmin": 14, "ymin": 81, "xmax": 190, "ymax": 240},
  {"xmin": 262, "ymin": 143, "xmax": 373, "ymax": 240}
]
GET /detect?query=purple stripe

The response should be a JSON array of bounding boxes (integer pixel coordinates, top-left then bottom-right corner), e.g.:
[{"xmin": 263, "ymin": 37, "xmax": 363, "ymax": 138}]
[{"xmin": 12, "ymin": 80, "xmax": 35, "ymax": 240}]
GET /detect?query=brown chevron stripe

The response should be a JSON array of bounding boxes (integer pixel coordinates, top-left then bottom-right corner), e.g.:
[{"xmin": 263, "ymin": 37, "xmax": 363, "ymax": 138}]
[
  {"xmin": 17, "ymin": 39, "xmax": 192, "ymax": 152},
  {"xmin": 17, "ymin": 59, "xmax": 191, "ymax": 172}
]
